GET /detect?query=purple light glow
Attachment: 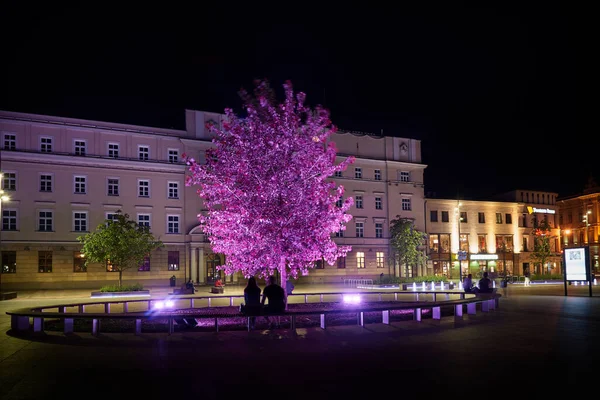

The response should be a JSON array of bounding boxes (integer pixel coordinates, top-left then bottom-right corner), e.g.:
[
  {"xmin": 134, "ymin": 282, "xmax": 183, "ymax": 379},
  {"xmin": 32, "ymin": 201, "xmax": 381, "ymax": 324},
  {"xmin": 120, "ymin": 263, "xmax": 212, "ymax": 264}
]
[{"xmin": 343, "ymin": 294, "xmax": 361, "ymax": 304}]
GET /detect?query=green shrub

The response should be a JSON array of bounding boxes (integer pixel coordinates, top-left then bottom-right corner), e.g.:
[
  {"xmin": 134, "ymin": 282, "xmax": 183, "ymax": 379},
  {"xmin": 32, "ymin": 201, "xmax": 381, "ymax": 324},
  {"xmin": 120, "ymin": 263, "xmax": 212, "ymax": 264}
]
[
  {"xmin": 530, "ymin": 273, "xmax": 563, "ymax": 281},
  {"xmin": 99, "ymin": 283, "xmax": 145, "ymax": 292}
]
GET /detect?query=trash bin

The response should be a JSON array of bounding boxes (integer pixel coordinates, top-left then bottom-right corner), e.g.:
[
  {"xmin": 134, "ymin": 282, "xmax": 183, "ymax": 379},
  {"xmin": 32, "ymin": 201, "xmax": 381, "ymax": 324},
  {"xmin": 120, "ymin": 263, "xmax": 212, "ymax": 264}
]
[{"xmin": 170, "ymin": 275, "xmax": 176, "ymax": 287}]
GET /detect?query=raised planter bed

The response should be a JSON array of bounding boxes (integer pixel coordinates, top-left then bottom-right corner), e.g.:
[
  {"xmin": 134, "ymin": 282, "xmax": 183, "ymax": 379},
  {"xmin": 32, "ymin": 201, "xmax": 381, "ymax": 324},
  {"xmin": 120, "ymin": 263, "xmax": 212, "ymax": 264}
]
[{"xmin": 90, "ymin": 290, "xmax": 150, "ymax": 298}]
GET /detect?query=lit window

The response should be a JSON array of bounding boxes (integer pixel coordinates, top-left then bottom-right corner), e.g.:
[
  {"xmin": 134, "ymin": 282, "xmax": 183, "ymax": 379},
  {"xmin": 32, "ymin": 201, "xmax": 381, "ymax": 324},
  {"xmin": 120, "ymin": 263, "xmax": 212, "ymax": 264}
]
[
  {"xmin": 356, "ymin": 252, "xmax": 365, "ymax": 269},
  {"xmin": 168, "ymin": 251, "xmax": 180, "ymax": 271},
  {"xmin": 376, "ymin": 252, "xmax": 384, "ymax": 268},
  {"xmin": 73, "ymin": 252, "xmax": 86, "ymax": 272}
]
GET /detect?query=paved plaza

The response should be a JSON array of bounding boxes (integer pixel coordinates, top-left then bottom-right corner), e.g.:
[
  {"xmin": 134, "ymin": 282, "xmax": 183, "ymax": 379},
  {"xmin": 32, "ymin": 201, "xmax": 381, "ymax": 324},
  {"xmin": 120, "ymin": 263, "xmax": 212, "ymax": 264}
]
[{"xmin": 1, "ymin": 283, "xmax": 599, "ymax": 399}]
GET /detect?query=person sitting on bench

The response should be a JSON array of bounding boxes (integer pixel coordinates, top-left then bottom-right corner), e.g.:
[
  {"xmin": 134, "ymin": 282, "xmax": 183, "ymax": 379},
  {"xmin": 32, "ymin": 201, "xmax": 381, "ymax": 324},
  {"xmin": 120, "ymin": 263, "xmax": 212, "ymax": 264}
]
[
  {"xmin": 261, "ymin": 275, "xmax": 285, "ymax": 329},
  {"xmin": 478, "ymin": 272, "xmax": 493, "ymax": 293}
]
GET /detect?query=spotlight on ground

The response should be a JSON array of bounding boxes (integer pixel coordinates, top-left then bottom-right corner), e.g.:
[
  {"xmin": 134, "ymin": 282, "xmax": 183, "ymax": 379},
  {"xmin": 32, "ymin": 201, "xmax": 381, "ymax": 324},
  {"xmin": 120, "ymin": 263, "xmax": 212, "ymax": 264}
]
[{"xmin": 343, "ymin": 294, "xmax": 361, "ymax": 304}]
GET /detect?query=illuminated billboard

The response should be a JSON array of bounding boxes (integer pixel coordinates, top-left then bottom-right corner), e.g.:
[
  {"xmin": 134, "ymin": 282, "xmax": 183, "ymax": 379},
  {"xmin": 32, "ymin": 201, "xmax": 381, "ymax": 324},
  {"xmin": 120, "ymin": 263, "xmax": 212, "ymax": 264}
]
[{"xmin": 564, "ymin": 247, "xmax": 590, "ymax": 281}]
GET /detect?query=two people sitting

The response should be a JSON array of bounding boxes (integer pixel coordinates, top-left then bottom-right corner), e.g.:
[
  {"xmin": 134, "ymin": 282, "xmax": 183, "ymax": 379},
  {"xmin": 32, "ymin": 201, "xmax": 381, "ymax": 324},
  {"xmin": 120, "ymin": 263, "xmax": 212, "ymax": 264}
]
[
  {"xmin": 242, "ymin": 275, "xmax": 286, "ymax": 330},
  {"xmin": 463, "ymin": 272, "xmax": 494, "ymax": 294}
]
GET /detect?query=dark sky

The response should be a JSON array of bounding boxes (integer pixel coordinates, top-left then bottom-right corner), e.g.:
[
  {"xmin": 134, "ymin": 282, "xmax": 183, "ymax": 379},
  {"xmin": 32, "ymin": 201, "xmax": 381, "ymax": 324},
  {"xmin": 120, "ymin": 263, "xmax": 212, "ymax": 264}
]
[{"xmin": 2, "ymin": 3, "xmax": 584, "ymax": 200}]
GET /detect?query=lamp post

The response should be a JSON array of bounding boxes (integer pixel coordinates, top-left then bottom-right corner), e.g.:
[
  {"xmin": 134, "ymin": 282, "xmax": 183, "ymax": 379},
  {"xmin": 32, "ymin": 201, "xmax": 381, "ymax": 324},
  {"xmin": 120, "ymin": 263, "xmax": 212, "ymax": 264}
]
[
  {"xmin": 455, "ymin": 201, "xmax": 463, "ymax": 282},
  {"xmin": 0, "ymin": 178, "xmax": 10, "ymax": 295}
]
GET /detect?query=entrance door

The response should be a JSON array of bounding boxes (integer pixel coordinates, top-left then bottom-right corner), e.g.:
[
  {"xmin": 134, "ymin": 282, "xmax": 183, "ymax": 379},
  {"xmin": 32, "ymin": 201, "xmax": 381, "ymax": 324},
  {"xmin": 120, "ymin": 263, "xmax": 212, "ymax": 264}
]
[{"xmin": 206, "ymin": 254, "xmax": 222, "ymax": 284}]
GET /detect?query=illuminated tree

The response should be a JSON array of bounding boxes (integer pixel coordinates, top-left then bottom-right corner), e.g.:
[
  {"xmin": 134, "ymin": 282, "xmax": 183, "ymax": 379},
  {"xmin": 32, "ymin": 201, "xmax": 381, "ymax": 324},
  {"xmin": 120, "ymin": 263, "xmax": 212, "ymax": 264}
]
[
  {"xmin": 390, "ymin": 216, "xmax": 427, "ymax": 277},
  {"xmin": 77, "ymin": 211, "xmax": 163, "ymax": 287},
  {"xmin": 530, "ymin": 218, "xmax": 554, "ymax": 275},
  {"xmin": 184, "ymin": 80, "xmax": 355, "ymax": 289}
]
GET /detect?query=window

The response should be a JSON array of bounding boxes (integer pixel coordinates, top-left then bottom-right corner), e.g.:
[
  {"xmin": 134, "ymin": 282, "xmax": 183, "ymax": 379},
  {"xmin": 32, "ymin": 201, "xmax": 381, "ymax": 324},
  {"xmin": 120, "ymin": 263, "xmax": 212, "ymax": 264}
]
[
  {"xmin": 505, "ymin": 213, "xmax": 512, "ymax": 224},
  {"xmin": 374, "ymin": 169, "xmax": 381, "ymax": 180},
  {"xmin": 399, "ymin": 171, "xmax": 410, "ymax": 182},
  {"xmin": 375, "ymin": 223, "xmax": 383, "ymax": 238},
  {"xmin": 138, "ymin": 256, "xmax": 151, "ymax": 271},
  {"xmin": 2, "ymin": 209, "xmax": 17, "ymax": 231},
  {"xmin": 74, "ymin": 176, "xmax": 87, "ymax": 194},
  {"xmin": 1, "ymin": 251, "xmax": 17, "ymax": 273},
  {"xmin": 108, "ymin": 143, "xmax": 119, "ymax": 158},
  {"xmin": 355, "ymin": 222, "xmax": 364, "ymax": 238},
  {"xmin": 356, "ymin": 252, "xmax": 365, "ymax": 269},
  {"xmin": 73, "ymin": 211, "xmax": 88, "ymax": 232},
  {"xmin": 478, "ymin": 212, "xmax": 485, "ymax": 223},
  {"xmin": 168, "ymin": 149, "xmax": 179, "ymax": 163},
  {"xmin": 106, "ymin": 212, "xmax": 118, "ymax": 223},
  {"xmin": 430, "ymin": 211, "xmax": 438, "ymax": 222},
  {"xmin": 107, "ymin": 178, "xmax": 120, "ymax": 196},
  {"xmin": 375, "ymin": 197, "xmax": 382, "ymax": 210},
  {"xmin": 73, "ymin": 252, "xmax": 86, "ymax": 272},
  {"xmin": 376, "ymin": 252, "xmax": 385, "ymax": 268},
  {"xmin": 138, "ymin": 145, "xmax": 149, "ymax": 161},
  {"xmin": 429, "ymin": 234, "xmax": 440, "ymax": 253},
  {"xmin": 38, "ymin": 210, "xmax": 53, "ymax": 231},
  {"xmin": 168, "ymin": 251, "xmax": 180, "ymax": 271},
  {"xmin": 337, "ymin": 257, "xmax": 346, "ymax": 269},
  {"xmin": 459, "ymin": 234, "xmax": 468, "ymax": 251},
  {"xmin": 40, "ymin": 137, "xmax": 52, "ymax": 153},
  {"xmin": 2, "ymin": 172, "xmax": 16, "ymax": 191},
  {"xmin": 40, "ymin": 174, "xmax": 53, "ymax": 192},
  {"xmin": 315, "ymin": 259, "xmax": 325, "ymax": 269},
  {"xmin": 3, "ymin": 133, "xmax": 16, "ymax": 150},
  {"xmin": 336, "ymin": 197, "xmax": 343, "ymax": 208},
  {"xmin": 441, "ymin": 211, "xmax": 449, "ymax": 223},
  {"xmin": 138, "ymin": 180, "xmax": 150, "ymax": 197},
  {"xmin": 355, "ymin": 195, "xmax": 363, "ymax": 209},
  {"xmin": 38, "ymin": 251, "xmax": 52, "ymax": 273},
  {"xmin": 354, "ymin": 168, "xmax": 362, "ymax": 179},
  {"xmin": 74, "ymin": 140, "xmax": 86, "ymax": 156},
  {"xmin": 401, "ymin": 198, "xmax": 411, "ymax": 211},
  {"xmin": 429, "ymin": 234, "xmax": 451, "ymax": 253},
  {"xmin": 334, "ymin": 170, "xmax": 342, "ymax": 178},
  {"xmin": 138, "ymin": 214, "xmax": 151, "ymax": 228},
  {"xmin": 496, "ymin": 235, "xmax": 514, "ymax": 252},
  {"xmin": 460, "ymin": 211, "xmax": 467, "ymax": 223},
  {"xmin": 335, "ymin": 227, "xmax": 344, "ymax": 237},
  {"xmin": 167, "ymin": 215, "xmax": 180, "ymax": 234},
  {"xmin": 478, "ymin": 235, "xmax": 487, "ymax": 253},
  {"xmin": 168, "ymin": 182, "xmax": 179, "ymax": 199},
  {"xmin": 496, "ymin": 213, "xmax": 503, "ymax": 224}
]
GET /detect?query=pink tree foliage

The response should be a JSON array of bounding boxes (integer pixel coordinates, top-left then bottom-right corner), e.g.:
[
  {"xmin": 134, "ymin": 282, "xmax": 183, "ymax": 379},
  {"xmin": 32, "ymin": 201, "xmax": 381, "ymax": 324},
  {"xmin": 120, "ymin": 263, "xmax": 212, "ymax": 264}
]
[{"xmin": 184, "ymin": 80, "xmax": 355, "ymax": 284}]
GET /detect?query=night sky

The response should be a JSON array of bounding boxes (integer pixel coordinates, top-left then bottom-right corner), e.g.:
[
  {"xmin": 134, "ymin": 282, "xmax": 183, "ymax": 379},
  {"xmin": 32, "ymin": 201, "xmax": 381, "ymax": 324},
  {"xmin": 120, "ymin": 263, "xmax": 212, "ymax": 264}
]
[{"xmin": 2, "ymin": 3, "xmax": 584, "ymax": 200}]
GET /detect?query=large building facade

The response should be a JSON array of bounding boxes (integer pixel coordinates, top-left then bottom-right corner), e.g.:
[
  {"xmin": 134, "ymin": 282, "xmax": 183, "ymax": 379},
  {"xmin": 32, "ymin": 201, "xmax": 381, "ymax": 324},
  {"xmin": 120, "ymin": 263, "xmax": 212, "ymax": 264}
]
[
  {"xmin": 425, "ymin": 189, "xmax": 563, "ymax": 279},
  {"xmin": 0, "ymin": 110, "xmax": 426, "ymax": 289},
  {"xmin": 557, "ymin": 179, "xmax": 600, "ymax": 274}
]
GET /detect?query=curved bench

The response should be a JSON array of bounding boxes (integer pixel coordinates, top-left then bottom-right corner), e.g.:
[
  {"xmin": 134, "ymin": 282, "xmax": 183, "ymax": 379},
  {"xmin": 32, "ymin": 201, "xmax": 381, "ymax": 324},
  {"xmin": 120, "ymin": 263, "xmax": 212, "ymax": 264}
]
[{"xmin": 6, "ymin": 291, "xmax": 501, "ymax": 336}]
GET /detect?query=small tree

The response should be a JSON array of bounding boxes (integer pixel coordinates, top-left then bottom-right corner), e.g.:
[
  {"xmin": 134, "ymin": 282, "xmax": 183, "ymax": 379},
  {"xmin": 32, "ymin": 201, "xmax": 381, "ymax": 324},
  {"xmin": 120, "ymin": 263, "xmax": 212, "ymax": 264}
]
[
  {"xmin": 77, "ymin": 210, "xmax": 163, "ymax": 287},
  {"xmin": 389, "ymin": 216, "xmax": 427, "ymax": 278},
  {"xmin": 530, "ymin": 218, "xmax": 554, "ymax": 275}
]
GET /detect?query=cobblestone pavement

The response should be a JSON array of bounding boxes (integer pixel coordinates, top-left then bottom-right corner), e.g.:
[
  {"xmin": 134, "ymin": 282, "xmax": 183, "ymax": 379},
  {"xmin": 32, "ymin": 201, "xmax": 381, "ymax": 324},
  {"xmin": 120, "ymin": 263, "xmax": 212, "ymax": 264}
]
[{"xmin": 1, "ymin": 283, "xmax": 598, "ymax": 399}]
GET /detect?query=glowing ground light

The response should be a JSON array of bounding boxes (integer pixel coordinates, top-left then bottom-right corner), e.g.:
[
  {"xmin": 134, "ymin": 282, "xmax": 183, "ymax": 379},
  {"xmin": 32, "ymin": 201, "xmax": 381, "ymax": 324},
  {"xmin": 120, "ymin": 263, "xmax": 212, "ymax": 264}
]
[
  {"xmin": 431, "ymin": 281, "xmax": 435, "ymax": 290},
  {"xmin": 412, "ymin": 282, "xmax": 417, "ymax": 291},
  {"xmin": 422, "ymin": 282, "xmax": 426, "ymax": 291},
  {"xmin": 343, "ymin": 294, "xmax": 361, "ymax": 304},
  {"xmin": 154, "ymin": 300, "xmax": 175, "ymax": 309},
  {"xmin": 458, "ymin": 281, "xmax": 463, "ymax": 291}
]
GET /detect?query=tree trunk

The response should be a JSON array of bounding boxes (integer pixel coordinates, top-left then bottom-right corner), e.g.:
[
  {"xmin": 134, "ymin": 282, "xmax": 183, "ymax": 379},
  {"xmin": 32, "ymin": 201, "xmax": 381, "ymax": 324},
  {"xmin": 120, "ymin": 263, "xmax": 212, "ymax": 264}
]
[
  {"xmin": 119, "ymin": 270, "xmax": 123, "ymax": 287},
  {"xmin": 280, "ymin": 266, "xmax": 288, "ymax": 311}
]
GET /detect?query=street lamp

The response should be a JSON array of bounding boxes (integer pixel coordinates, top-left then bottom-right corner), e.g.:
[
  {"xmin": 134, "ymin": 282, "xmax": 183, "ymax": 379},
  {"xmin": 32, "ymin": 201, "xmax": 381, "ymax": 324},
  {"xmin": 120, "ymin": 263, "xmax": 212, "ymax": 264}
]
[
  {"xmin": 0, "ymin": 177, "xmax": 10, "ymax": 294},
  {"xmin": 455, "ymin": 201, "xmax": 463, "ymax": 281}
]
